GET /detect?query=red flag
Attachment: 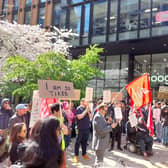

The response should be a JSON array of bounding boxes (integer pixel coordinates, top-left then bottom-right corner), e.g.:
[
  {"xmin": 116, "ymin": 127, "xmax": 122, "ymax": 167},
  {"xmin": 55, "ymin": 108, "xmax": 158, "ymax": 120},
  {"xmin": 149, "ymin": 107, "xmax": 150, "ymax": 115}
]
[
  {"xmin": 125, "ymin": 73, "xmax": 152, "ymax": 109},
  {"xmin": 40, "ymin": 98, "xmax": 57, "ymax": 118},
  {"xmin": 147, "ymin": 104, "xmax": 154, "ymax": 136}
]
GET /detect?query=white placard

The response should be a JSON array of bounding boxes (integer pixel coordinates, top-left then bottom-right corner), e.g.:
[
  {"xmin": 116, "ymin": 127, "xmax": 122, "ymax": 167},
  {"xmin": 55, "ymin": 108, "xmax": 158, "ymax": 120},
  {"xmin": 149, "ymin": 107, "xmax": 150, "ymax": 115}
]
[
  {"xmin": 30, "ymin": 90, "xmax": 41, "ymax": 127},
  {"xmin": 103, "ymin": 90, "xmax": 111, "ymax": 103},
  {"xmin": 128, "ymin": 113, "xmax": 137, "ymax": 127},
  {"xmin": 85, "ymin": 87, "xmax": 93, "ymax": 101},
  {"xmin": 153, "ymin": 108, "xmax": 161, "ymax": 122},
  {"xmin": 114, "ymin": 107, "xmax": 123, "ymax": 119}
]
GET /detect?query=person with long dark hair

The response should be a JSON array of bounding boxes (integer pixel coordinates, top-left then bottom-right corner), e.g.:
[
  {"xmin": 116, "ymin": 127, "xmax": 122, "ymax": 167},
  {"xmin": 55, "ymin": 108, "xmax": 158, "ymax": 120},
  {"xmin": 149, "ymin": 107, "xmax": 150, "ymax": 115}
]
[{"xmin": 9, "ymin": 123, "xmax": 27, "ymax": 164}]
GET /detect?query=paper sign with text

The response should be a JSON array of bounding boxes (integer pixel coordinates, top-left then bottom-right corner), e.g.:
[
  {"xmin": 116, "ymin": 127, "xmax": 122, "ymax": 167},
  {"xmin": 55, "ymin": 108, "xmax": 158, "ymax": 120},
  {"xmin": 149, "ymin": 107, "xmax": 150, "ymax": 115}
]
[
  {"xmin": 103, "ymin": 90, "xmax": 111, "ymax": 103},
  {"xmin": 153, "ymin": 108, "xmax": 161, "ymax": 123},
  {"xmin": 111, "ymin": 92, "xmax": 123, "ymax": 103},
  {"xmin": 38, "ymin": 80, "xmax": 74, "ymax": 99},
  {"xmin": 114, "ymin": 107, "xmax": 123, "ymax": 119},
  {"xmin": 85, "ymin": 87, "xmax": 93, "ymax": 101},
  {"xmin": 60, "ymin": 89, "xmax": 81, "ymax": 101},
  {"xmin": 30, "ymin": 90, "xmax": 41, "ymax": 127},
  {"xmin": 129, "ymin": 113, "xmax": 137, "ymax": 127}
]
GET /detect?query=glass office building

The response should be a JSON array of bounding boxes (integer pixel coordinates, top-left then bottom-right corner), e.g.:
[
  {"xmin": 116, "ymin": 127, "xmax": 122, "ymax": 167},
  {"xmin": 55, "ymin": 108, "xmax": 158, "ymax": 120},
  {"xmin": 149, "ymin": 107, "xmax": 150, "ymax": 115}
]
[{"xmin": 1, "ymin": 0, "xmax": 168, "ymax": 98}]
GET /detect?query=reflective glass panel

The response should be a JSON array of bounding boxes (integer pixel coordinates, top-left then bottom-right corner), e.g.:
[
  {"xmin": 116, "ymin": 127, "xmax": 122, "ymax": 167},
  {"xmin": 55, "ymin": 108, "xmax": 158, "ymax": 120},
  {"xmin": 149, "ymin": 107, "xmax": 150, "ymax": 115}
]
[
  {"xmin": 25, "ymin": 10, "xmax": 31, "ymax": 25},
  {"xmin": 39, "ymin": 7, "xmax": 45, "ymax": 26},
  {"xmin": 13, "ymin": 14, "xmax": 18, "ymax": 22},
  {"xmin": 82, "ymin": 4, "xmax": 90, "ymax": 45},
  {"xmin": 92, "ymin": 0, "xmax": 107, "ymax": 43},
  {"xmin": 14, "ymin": 0, "xmax": 19, "ymax": 10},
  {"xmin": 119, "ymin": 0, "xmax": 138, "ymax": 40},
  {"xmin": 53, "ymin": 4, "xmax": 61, "ymax": 27},
  {"xmin": 41, "ymin": 0, "xmax": 46, "ymax": 3},
  {"xmin": 3, "ymin": 0, "xmax": 8, "ymax": 13},
  {"xmin": 59, "ymin": 9, "xmax": 66, "ymax": 29},
  {"xmin": 69, "ymin": 6, "xmax": 82, "ymax": 46},
  {"xmin": 109, "ymin": 0, "xmax": 117, "ymax": 41},
  {"xmin": 152, "ymin": 0, "xmax": 168, "ymax": 36},
  {"xmin": 140, "ymin": 0, "xmax": 151, "ymax": 38},
  {"xmin": 26, "ymin": 0, "xmax": 32, "ymax": 6}
]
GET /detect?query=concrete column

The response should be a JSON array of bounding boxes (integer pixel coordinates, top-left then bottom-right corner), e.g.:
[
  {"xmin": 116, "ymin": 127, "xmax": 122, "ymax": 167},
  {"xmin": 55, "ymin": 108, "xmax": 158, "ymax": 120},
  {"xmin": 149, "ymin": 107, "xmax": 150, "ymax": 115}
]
[
  {"xmin": 6, "ymin": 0, "xmax": 14, "ymax": 22},
  {"xmin": 44, "ymin": 0, "xmax": 53, "ymax": 28},
  {"xmin": 17, "ymin": 0, "xmax": 26, "ymax": 24},
  {"xmin": 30, "ymin": 0, "xmax": 40, "ymax": 25}
]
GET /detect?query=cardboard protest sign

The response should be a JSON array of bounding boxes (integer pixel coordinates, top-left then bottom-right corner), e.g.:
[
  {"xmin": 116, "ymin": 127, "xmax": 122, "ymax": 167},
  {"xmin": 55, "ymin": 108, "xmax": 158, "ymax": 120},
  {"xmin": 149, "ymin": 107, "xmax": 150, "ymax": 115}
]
[
  {"xmin": 60, "ymin": 89, "xmax": 81, "ymax": 101},
  {"xmin": 111, "ymin": 92, "xmax": 123, "ymax": 103},
  {"xmin": 114, "ymin": 107, "xmax": 123, "ymax": 119},
  {"xmin": 85, "ymin": 87, "xmax": 93, "ymax": 101},
  {"xmin": 153, "ymin": 108, "xmax": 161, "ymax": 122},
  {"xmin": 128, "ymin": 113, "xmax": 137, "ymax": 127},
  {"xmin": 103, "ymin": 90, "xmax": 111, "ymax": 103},
  {"xmin": 158, "ymin": 86, "xmax": 168, "ymax": 99},
  {"xmin": 30, "ymin": 90, "xmax": 41, "ymax": 127},
  {"xmin": 38, "ymin": 80, "xmax": 74, "ymax": 99}
]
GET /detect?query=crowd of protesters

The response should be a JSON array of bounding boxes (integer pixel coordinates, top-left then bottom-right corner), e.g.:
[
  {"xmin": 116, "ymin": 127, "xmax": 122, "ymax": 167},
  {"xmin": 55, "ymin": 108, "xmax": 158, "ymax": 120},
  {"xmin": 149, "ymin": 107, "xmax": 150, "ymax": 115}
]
[{"xmin": 0, "ymin": 97, "xmax": 168, "ymax": 168}]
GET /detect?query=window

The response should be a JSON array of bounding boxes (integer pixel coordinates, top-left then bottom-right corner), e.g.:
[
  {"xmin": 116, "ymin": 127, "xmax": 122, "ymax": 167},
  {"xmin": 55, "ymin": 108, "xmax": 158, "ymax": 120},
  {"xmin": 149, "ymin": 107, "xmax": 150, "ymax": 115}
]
[
  {"xmin": 140, "ymin": 0, "xmax": 151, "ymax": 38},
  {"xmin": 26, "ymin": 0, "xmax": 32, "ymax": 6},
  {"xmin": 69, "ymin": 6, "xmax": 82, "ymax": 45},
  {"xmin": 119, "ymin": 0, "xmax": 138, "ymax": 40},
  {"xmin": 39, "ymin": 7, "xmax": 45, "ymax": 26},
  {"xmin": 82, "ymin": 4, "xmax": 90, "ymax": 45},
  {"xmin": 109, "ymin": 0, "xmax": 118, "ymax": 41},
  {"xmin": 13, "ymin": 13, "xmax": 18, "ymax": 22},
  {"xmin": 59, "ymin": 9, "xmax": 66, "ymax": 29},
  {"xmin": 14, "ymin": 0, "xmax": 19, "ymax": 10},
  {"xmin": 53, "ymin": 4, "xmax": 61, "ymax": 27},
  {"xmin": 25, "ymin": 10, "xmax": 31, "ymax": 24},
  {"xmin": 40, "ymin": 0, "xmax": 46, "ymax": 3},
  {"xmin": 2, "ymin": 0, "xmax": 8, "ymax": 13},
  {"xmin": 92, "ymin": 0, "xmax": 107, "ymax": 43},
  {"xmin": 152, "ymin": 0, "xmax": 168, "ymax": 36}
]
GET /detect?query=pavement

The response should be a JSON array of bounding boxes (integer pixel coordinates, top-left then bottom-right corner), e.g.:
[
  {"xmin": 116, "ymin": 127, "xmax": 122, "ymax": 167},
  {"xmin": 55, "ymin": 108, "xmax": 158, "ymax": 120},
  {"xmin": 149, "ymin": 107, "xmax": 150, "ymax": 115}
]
[{"xmin": 66, "ymin": 135, "xmax": 168, "ymax": 168}]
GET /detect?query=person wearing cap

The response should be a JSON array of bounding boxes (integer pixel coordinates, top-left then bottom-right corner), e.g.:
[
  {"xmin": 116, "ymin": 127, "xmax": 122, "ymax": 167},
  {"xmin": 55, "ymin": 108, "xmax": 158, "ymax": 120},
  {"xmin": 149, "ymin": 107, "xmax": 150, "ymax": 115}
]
[
  {"xmin": 136, "ymin": 117, "xmax": 153, "ymax": 158},
  {"xmin": 0, "ymin": 98, "xmax": 13, "ymax": 134},
  {"xmin": 92, "ymin": 103, "xmax": 117, "ymax": 168},
  {"xmin": 8, "ymin": 104, "xmax": 27, "ymax": 130}
]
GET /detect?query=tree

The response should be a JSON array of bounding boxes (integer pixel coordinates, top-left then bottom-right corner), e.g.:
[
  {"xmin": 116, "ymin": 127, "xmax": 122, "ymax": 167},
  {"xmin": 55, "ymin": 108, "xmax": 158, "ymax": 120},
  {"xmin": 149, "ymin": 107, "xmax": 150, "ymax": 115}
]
[{"xmin": 1, "ymin": 45, "xmax": 104, "ymax": 100}]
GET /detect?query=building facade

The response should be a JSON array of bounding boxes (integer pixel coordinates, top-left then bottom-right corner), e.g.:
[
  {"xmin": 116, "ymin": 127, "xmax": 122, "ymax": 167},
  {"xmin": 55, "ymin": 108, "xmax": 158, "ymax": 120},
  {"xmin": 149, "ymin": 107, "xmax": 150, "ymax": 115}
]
[{"xmin": 1, "ymin": 0, "xmax": 168, "ymax": 98}]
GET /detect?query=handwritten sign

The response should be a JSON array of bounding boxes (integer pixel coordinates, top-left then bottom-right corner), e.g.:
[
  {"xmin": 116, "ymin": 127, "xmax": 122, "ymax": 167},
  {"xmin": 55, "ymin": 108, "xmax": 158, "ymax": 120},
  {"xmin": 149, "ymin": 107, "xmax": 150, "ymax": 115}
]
[
  {"xmin": 153, "ymin": 108, "xmax": 161, "ymax": 123},
  {"xmin": 111, "ymin": 92, "xmax": 123, "ymax": 103},
  {"xmin": 38, "ymin": 80, "xmax": 74, "ymax": 99},
  {"xmin": 114, "ymin": 107, "xmax": 123, "ymax": 119},
  {"xmin": 85, "ymin": 87, "xmax": 93, "ymax": 101},
  {"xmin": 30, "ymin": 90, "xmax": 41, "ymax": 127},
  {"xmin": 158, "ymin": 86, "xmax": 168, "ymax": 99},
  {"xmin": 103, "ymin": 90, "xmax": 111, "ymax": 103},
  {"xmin": 60, "ymin": 89, "xmax": 81, "ymax": 101},
  {"xmin": 129, "ymin": 113, "xmax": 137, "ymax": 127}
]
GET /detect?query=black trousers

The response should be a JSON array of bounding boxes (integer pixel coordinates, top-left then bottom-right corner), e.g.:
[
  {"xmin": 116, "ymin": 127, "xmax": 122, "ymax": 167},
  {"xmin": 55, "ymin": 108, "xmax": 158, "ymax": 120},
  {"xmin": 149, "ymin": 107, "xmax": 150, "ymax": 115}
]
[
  {"xmin": 74, "ymin": 129, "xmax": 90, "ymax": 156},
  {"xmin": 137, "ymin": 136, "xmax": 153, "ymax": 153},
  {"xmin": 110, "ymin": 126, "xmax": 122, "ymax": 148}
]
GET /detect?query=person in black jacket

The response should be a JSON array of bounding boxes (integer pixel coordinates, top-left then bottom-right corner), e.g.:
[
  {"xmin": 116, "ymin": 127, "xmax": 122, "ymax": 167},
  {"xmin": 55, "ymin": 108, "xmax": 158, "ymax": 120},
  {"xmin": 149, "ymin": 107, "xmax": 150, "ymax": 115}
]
[{"xmin": 136, "ymin": 117, "xmax": 153, "ymax": 158}]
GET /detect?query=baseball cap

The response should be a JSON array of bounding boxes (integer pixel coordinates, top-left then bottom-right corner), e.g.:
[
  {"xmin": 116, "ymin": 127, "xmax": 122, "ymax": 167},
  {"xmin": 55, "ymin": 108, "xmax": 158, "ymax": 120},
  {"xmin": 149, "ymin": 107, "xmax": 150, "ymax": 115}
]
[{"xmin": 16, "ymin": 104, "xmax": 27, "ymax": 110}]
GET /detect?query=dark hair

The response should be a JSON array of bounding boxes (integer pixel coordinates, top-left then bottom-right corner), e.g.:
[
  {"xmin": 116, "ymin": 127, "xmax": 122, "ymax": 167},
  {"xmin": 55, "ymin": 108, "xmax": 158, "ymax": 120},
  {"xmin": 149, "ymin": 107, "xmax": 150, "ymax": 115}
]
[
  {"xmin": 9, "ymin": 123, "xmax": 26, "ymax": 144},
  {"xmin": 39, "ymin": 118, "xmax": 63, "ymax": 164},
  {"xmin": 50, "ymin": 103, "xmax": 60, "ymax": 114},
  {"xmin": 29, "ymin": 120, "xmax": 43, "ymax": 143}
]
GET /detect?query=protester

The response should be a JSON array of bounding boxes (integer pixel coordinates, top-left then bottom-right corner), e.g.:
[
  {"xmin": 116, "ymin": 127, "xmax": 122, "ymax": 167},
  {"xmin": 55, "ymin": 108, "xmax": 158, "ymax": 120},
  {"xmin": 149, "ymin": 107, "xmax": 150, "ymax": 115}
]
[
  {"xmin": 73, "ymin": 98, "xmax": 92, "ymax": 163},
  {"xmin": 50, "ymin": 103, "xmax": 68, "ymax": 168},
  {"xmin": 70, "ymin": 101, "xmax": 76, "ymax": 138},
  {"xmin": 11, "ymin": 118, "xmax": 63, "ymax": 168},
  {"xmin": 0, "ymin": 98, "xmax": 13, "ymax": 159},
  {"xmin": 109, "ymin": 101, "xmax": 123, "ymax": 151},
  {"xmin": 136, "ymin": 117, "xmax": 153, "ymax": 158},
  {"xmin": 161, "ymin": 106, "xmax": 168, "ymax": 146},
  {"xmin": 92, "ymin": 103, "xmax": 117, "ymax": 167},
  {"xmin": 9, "ymin": 104, "xmax": 27, "ymax": 130},
  {"xmin": 9, "ymin": 123, "xmax": 27, "ymax": 164},
  {"xmin": 153, "ymin": 102, "xmax": 162, "ymax": 143}
]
